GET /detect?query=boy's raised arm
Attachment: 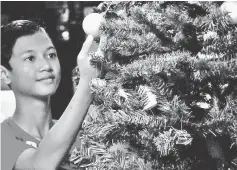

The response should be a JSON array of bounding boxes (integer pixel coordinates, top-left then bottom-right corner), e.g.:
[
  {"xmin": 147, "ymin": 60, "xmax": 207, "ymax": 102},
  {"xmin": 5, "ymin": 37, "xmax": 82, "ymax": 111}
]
[{"xmin": 14, "ymin": 35, "xmax": 100, "ymax": 170}]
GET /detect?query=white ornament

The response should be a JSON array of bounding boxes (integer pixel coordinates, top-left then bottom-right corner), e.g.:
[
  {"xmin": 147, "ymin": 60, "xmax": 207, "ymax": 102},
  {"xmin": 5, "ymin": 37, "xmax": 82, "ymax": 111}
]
[
  {"xmin": 138, "ymin": 85, "xmax": 157, "ymax": 110},
  {"xmin": 196, "ymin": 102, "xmax": 211, "ymax": 109},
  {"xmin": 203, "ymin": 31, "xmax": 218, "ymax": 41},
  {"xmin": 82, "ymin": 13, "xmax": 105, "ymax": 37},
  {"xmin": 220, "ymin": 1, "xmax": 237, "ymax": 24}
]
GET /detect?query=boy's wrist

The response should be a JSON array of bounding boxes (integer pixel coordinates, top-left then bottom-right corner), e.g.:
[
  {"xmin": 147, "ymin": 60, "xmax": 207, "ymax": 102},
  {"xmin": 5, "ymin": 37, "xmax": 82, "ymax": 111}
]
[
  {"xmin": 77, "ymin": 77, "xmax": 92, "ymax": 92},
  {"xmin": 79, "ymin": 77, "xmax": 92, "ymax": 84}
]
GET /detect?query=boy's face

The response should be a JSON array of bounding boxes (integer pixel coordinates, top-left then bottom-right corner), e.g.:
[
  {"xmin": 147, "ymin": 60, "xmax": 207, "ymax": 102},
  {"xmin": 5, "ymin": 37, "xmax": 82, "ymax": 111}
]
[{"xmin": 8, "ymin": 30, "xmax": 61, "ymax": 98}]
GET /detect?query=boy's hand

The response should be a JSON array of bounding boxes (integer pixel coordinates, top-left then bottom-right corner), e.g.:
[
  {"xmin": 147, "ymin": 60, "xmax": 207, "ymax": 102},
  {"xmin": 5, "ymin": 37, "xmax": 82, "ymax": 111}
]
[{"xmin": 77, "ymin": 35, "xmax": 100, "ymax": 82}]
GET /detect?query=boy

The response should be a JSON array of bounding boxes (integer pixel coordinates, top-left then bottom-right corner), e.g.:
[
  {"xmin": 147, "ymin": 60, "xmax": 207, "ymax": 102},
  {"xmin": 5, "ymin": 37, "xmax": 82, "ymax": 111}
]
[{"xmin": 1, "ymin": 20, "xmax": 101, "ymax": 170}]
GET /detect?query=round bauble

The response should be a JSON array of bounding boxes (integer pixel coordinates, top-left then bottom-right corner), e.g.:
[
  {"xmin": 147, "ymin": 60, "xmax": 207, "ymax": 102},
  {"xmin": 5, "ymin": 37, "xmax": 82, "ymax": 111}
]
[
  {"xmin": 220, "ymin": 1, "xmax": 237, "ymax": 24},
  {"xmin": 82, "ymin": 13, "xmax": 105, "ymax": 38}
]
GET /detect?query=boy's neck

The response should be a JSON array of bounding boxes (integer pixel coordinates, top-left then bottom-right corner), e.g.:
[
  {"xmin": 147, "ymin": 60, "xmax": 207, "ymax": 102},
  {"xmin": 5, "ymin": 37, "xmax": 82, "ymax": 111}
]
[{"xmin": 12, "ymin": 95, "xmax": 52, "ymax": 140}]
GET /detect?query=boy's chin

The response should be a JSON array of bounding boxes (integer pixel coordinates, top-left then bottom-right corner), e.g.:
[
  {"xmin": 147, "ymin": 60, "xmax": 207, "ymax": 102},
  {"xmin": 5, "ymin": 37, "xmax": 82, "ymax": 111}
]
[{"xmin": 35, "ymin": 88, "xmax": 57, "ymax": 97}]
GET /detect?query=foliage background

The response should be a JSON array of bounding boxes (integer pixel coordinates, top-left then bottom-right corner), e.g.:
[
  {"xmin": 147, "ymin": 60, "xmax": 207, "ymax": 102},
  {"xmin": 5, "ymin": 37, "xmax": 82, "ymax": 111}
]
[{"xmin": 71, "ymin": 1, "xmax": 237, "ymax": 170}]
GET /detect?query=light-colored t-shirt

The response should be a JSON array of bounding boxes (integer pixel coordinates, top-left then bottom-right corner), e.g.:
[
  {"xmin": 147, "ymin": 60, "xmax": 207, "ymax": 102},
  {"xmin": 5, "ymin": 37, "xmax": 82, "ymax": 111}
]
[{"xmin": 1, "ymin": 118, "xmax": 81, "ymax": 170}]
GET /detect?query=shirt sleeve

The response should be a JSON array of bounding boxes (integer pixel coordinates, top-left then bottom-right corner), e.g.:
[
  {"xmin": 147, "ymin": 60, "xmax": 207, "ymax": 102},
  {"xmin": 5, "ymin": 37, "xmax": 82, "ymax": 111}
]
[{"xmin": 1, "ymin": 125, "xmax": 33, "ymax": 170}]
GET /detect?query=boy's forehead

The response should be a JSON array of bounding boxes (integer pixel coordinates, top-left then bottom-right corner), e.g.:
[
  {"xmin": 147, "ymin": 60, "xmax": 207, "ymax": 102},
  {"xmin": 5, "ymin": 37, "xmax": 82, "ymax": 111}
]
[{"xmin": 12, "ymin": 31, "xmax": 54, "ymax": 55}]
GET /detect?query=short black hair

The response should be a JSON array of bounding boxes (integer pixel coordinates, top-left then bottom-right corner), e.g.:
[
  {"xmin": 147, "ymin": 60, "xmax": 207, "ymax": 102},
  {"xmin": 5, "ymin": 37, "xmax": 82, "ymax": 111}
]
[{"xmin": 1, "ymin": 20, "xmax": 45, "ymax": 70}]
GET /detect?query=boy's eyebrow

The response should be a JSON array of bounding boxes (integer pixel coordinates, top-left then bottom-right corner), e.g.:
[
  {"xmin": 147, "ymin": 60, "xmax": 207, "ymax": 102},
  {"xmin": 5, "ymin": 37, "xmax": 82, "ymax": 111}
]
[
  {"xmin": 46, "ymin": 46, "xmax": 56, "ymax": 51},
  {"xmin": 18, "ymin": 50, "xmax": 34, "ymax": 56},
  {"xmin": 18, "ymin": 46, "xmax": 56, "ymax": 56}
]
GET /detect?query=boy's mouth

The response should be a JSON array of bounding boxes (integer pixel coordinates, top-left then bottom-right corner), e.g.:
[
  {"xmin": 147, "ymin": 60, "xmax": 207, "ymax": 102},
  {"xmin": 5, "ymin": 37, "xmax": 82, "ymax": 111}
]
[{"xmin": 37, "ymin": 75, "xmax": 55, "ymax": 82}]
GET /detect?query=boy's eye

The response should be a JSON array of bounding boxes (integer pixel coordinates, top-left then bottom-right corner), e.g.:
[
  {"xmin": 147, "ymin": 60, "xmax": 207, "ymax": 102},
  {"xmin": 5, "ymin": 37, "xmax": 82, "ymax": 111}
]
[
  {"xmin": 48, "ymin": 53, "xmax": 57, "ymax": 59},
  {"xmin": 25, "ymin": 56, "xmax": 35, "ymax": 61}
]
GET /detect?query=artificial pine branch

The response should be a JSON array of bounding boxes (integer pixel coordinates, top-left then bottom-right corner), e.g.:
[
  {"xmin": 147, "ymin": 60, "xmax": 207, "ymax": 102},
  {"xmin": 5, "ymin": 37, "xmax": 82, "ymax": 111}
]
[{"xmin": 71, "ymin": 1, "xmax": 237, "ymax": 169}]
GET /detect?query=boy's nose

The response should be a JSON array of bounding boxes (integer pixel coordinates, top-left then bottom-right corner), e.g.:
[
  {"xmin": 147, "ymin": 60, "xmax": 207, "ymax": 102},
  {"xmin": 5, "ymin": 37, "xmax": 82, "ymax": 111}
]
[{"xmin": 39, "ymin": 58, "xmax": 53, "ymax": 72}]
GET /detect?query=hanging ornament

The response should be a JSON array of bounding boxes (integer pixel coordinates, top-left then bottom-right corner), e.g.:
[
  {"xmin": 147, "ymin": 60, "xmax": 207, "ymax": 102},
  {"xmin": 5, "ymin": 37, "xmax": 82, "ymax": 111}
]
[
  {"xmin": 82, "ymin": 13, "xmax": 105, "ymax": 38},
  {"xmin": 203, "ymin": 31, "xmax": 218, "ymax": 41},
  {"xmin": 220, "ymin": 1, "xmax": 237, "ymax": 24},
  {"xmin": 138, "ymin": 85, "xmax": 157, "ymax": 110}
]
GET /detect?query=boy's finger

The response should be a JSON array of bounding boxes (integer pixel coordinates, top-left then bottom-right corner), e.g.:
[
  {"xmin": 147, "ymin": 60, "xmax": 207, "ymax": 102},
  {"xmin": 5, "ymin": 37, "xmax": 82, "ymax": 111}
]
[{"xmin": 78, "ymin": 35, "xmax": 94, "ymax": 58}]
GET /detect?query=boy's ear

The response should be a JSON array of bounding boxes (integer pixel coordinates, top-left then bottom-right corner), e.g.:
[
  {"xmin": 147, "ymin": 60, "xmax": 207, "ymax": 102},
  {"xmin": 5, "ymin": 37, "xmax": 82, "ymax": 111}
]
[{"xmin": 1, "ymin": 65, "xmax": 12, "ymax": 86}]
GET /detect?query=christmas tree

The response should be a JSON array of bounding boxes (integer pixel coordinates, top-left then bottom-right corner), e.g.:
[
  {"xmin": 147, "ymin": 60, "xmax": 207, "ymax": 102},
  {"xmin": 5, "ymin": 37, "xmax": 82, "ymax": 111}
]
[{"xmin": 70, "ymin": 1, "xmax": 237, "ymax": 170}]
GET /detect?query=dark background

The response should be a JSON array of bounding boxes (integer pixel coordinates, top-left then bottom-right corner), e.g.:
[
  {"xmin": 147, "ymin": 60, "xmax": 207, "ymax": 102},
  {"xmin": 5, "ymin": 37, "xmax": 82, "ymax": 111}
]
[{"xmin": 1, "ymin": 1, "xmax": 101, "ymax": 119}]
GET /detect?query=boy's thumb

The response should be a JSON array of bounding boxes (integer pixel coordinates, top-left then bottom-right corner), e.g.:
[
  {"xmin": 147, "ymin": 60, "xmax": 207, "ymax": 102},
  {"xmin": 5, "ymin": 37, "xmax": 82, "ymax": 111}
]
[{"xmin": 78, "ymin": 35, "xmax": 94, "ymax": 59}]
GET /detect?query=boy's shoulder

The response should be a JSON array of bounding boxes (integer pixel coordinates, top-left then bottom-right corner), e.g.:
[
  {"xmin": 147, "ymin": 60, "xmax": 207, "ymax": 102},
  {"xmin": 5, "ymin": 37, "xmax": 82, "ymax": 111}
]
[
  {"xmin": 1, "ymin": 118, "xmax": 17, "ymax": 139},
  {"xmin": 1, "ymin": 118, "xmax": 37, "ymax": 170},
  {"xmin": 1, "ymin": 118, "xmax": 39, "ymax": 144}
]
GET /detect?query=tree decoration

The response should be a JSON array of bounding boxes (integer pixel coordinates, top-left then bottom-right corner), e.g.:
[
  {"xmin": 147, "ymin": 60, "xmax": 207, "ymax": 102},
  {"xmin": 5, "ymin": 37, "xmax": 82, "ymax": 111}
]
[
  {"xmin": 138, "ymin": 85, "xmax": 157, "ymax": 110},
  {"xmin": 82, "ymin": 13, "xmax": 105, "ymax": 37},
  {"xmin": 220, "ymin": 1, "xmax": 237, "ymax": 24}
]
